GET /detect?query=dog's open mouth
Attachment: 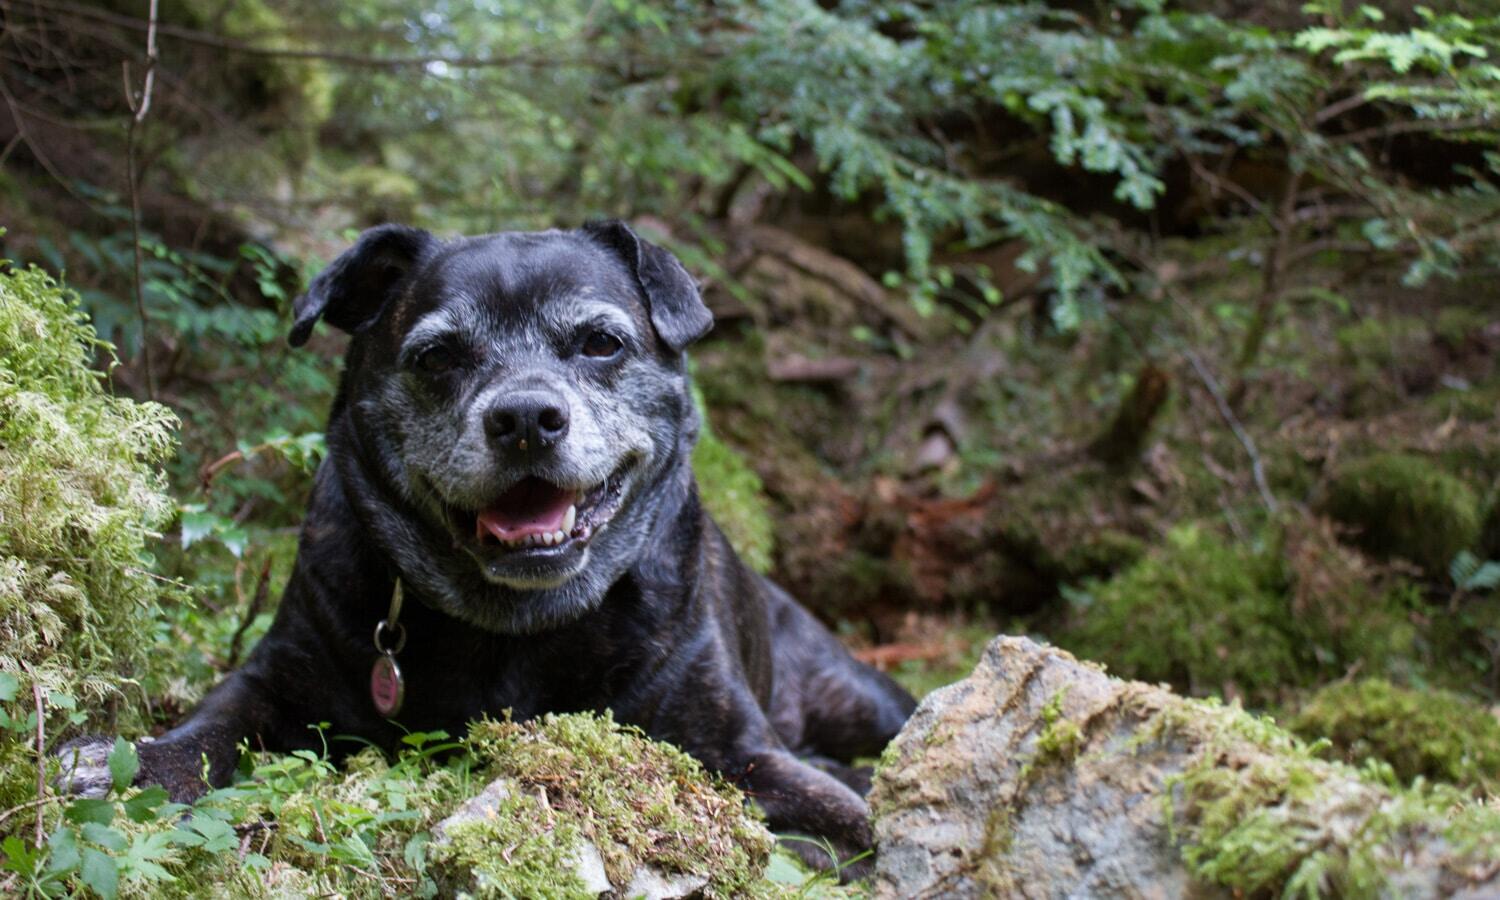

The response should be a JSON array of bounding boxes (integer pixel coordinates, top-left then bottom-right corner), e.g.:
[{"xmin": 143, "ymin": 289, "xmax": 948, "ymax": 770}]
[{"xmin": 453, "ymin": 464, "xmax": 629, "ymax": 554}]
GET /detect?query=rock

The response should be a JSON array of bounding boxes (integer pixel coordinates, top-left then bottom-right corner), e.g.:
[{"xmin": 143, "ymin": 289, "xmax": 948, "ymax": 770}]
[
  {"xmin": 870, "ymin": 636, "xmax": 1500, "ymax": 899},
  {"xmin": 433, "ymin": 776, "xmax": 716, "ymax": 899}
]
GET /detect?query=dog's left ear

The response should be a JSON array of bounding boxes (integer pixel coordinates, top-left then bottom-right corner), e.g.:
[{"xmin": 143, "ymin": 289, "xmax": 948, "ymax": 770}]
[
  {"xmin": 289, "ymin": 224, "xmax": 435, "ymax": 347},
  {"xmin": 584, "ymin": 220, "xmax": 713, "ymax": 353}
]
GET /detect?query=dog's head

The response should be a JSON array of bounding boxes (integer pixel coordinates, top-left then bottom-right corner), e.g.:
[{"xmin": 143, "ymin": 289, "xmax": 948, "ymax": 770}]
[{"xmin": 290, "ymin": 222, "xmax": 713, "ymax": 633}]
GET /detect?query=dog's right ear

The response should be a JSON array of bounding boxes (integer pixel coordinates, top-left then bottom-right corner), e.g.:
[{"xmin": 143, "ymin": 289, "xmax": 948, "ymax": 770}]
[{"xmin": 288, "ymin": 225, "xmax": 434, "ymax": 347}]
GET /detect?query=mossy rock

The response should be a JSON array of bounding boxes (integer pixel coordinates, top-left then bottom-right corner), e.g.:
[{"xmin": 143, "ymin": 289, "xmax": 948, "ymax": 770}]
[
  {"xmin": 1059, "ymin": 525, "xmax": 1300, "ymax": 699},
  {"xmin": 1289, "ymin": 679, "xmax": 1500, "ymax": 795},
  {"xmin": 1322, "ymin": 453, "xmax": 1481, "ymax": 575},
  {"xmin": 435, "ymin": 713, "xmax": 774, "ymax": 898}
]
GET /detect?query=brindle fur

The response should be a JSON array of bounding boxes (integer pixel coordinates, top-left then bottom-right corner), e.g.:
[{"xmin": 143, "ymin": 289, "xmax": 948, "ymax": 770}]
[{"xmin": 62, "ymin": 222, "xmax": 915, "ymax": 873}]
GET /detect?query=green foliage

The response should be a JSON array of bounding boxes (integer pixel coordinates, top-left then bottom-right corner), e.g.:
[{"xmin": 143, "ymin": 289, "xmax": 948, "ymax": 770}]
[
  {"xmin": 1289, "ymin": 678, "xmax": 1500, "ymax": 794},
  {"xmin": 5, "ymin": 714, "xmax": 775, "ymax": 898},
  {"xmin": 0, "ymin": 263, "xmax": 180, "ymax": 815},
  {"xmin": 1322, "ymin": 453, "xmax": 1482, "ymax": 575}
]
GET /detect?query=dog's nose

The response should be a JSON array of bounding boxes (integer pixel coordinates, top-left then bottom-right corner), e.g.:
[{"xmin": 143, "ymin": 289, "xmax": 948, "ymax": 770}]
[{"xmin": 485, "ymin": 390, "xmax": 570, "ymax": 454}]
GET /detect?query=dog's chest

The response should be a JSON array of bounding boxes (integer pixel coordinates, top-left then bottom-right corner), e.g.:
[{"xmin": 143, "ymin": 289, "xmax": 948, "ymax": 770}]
[{"xmin": 380, "ymin": 625, "xmax": 647, "ymax": 730}]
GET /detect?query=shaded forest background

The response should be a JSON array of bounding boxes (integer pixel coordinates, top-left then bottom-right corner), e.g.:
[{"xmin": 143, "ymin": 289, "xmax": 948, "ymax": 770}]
[{"xmin": 2, "ymin": 0, "xmax": 1500, "ymax": 894}]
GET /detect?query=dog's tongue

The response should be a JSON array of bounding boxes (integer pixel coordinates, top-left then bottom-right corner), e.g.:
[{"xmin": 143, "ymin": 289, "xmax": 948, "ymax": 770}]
[{"xmin": 476, "ymin": 478, "xmax": 575, "ymax": 542}]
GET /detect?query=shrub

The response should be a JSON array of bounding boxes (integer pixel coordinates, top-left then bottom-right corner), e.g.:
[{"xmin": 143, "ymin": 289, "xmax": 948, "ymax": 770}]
[
  {"xmin": 1322, "ymin": 453, "xmax": 1481, "ymax": 575},
  {"xmin": 1289, "ymin": 679, "xmax": 1500, "ymax": 795},
  {"xmin": 0, "ymin": 263, "xmax": 179, "ymax": 815}
]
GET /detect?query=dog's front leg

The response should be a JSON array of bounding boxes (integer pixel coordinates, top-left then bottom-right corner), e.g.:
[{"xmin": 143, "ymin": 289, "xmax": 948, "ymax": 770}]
[
  {"xmin": 738, "ymin": 746, "xmax": 877, "ymax": 877},
  {"xmin": 58, "ymin": 667, "xmax": 288, "ymax": 804}
]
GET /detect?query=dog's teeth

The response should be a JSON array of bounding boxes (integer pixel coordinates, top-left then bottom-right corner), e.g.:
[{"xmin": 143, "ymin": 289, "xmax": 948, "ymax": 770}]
[
  {"xmin": 563, "ymin": 504, "xmax": 576, "ymax": 534},
  {"xmin": 552, "ymin": 530, "xmax": 566, "ymax": 544}
]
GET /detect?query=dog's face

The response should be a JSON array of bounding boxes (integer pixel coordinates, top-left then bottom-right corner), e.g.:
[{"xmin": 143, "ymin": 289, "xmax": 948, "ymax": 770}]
[{"xmin": 289, "ymin": 222, "xmax": 713, "ymax": 633}]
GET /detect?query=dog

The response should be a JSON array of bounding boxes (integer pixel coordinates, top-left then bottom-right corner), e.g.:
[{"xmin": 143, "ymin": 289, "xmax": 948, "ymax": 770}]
[{"xmin": 63, "ymin": 221, "xmax": 915, "ymax": 872}]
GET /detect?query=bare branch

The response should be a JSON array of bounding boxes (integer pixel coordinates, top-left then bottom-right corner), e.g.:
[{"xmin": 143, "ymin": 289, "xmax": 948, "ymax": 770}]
[
  {"xmin": 1184, "ymin": 348, "xmax": 1279, "ymax": 516},
  {"xmin": 124, "ymin": 0, "xmax": 160, "ymax": 399}
]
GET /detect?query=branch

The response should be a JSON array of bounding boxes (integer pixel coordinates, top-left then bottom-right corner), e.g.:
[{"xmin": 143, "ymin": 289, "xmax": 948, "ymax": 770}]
[
  {"xmin": 1183, "ymin": 348, "xmax": 1279, "ymax": 515},
  {"xmin": 124, "ymin": 0, "xmax": 160, "ymax": 399}
]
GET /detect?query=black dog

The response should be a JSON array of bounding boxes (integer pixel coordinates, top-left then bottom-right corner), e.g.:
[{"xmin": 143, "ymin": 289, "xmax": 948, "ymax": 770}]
[{"xmin": 66, "ymin": 221, "xmax": 915, "ymax": 869}]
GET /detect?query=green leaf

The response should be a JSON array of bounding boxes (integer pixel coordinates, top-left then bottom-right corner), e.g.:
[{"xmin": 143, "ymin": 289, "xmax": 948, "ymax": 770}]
[
  {"xmin": 79, "ymin": 848, "xmax": 118, "ymax": 900},
  {"xmin": 80, "ymin": 822, "xmax": 127, "ymax": 852},
  {"xmin": 45, "ymin": 827, "xmax": 80, "ymax": 873},
  {"xmin": 0, "ymin": 672, "xmax": 18, "ymax": 702},
  {"xmin": 64, "ymin": 798, "xmax": 116, "ymax": 826},
  {"xmin": 122, "ymin": 786, "xmax": 169, "ymax": 823},
  {"xmin": 107, "ymin": 738, "xmax": 138, "ymax": 793},
  {"xmin": 1, "ymin": 835, "xmax": 41, "ymax": 878},
  {"xmin": 179, "ymin": 505, "xmax": 216, "ymax": 550}
]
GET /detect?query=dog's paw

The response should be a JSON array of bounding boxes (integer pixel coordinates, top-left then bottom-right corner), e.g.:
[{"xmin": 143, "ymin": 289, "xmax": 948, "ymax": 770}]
[{"xmin": 53, "ymin": 735, "xmax": 116, "ymax": 798}]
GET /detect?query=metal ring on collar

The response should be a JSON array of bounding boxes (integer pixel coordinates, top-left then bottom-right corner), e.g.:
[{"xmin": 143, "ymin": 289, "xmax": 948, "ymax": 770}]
[{"xmin": 373, "ymin": 619, "xmax": 407, "ymax": 655}]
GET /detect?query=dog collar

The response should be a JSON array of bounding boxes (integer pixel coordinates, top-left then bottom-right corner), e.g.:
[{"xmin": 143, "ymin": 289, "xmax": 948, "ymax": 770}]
[{"xmin": 370, "ymin": 580, "xmax": 407, "ymax": 717}]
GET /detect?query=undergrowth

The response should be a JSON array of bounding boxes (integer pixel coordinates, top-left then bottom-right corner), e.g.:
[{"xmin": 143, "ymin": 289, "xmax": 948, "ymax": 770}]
[{"xmin": 0, "ymin": 261, "xmax": 180, "ymax": 819}]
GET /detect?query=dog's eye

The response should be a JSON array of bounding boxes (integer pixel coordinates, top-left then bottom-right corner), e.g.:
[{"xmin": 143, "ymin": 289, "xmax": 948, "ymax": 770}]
[
  {"xmin": 415, "ymin": 346, "xmax": 458, "ymax": 374},
  {"xmin": 581, "ymin": 331, "xmax": 623, "ymax": 359}
]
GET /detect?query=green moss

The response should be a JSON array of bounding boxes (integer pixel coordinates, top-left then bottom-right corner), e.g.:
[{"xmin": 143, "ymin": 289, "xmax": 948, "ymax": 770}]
[
  {"xmin": 1335, "ymin": 315, "xmax": 1429, "ymax": 368},
  {"xmin": 1289, "ymin": 679, "xmax": 1500, "ymax": 794},
  {"xmin": 1032, "ymin": 690, "xmax": 1083, "ymax": 768},
  {"xmin": 1153, "ymin": 696, "xmax": 1500, "ymax": 898},
  {"xmin": 1060, "ymin": 525, "xmax": 1301, "ymax": 698},
  {"xmin": 1322, "ymin": 453, "xmax": 1481, "ymax": 575},
  {"xmin": 0, "ymin": 263, "xmax": 180, "ymax": 815},
  {"xmin": 464, "ymin": 713, "xmax": 774, "ymax": 895},
  {"xmin": 692, "ymin": 391, "xmax": 775, "ymax": 574}
]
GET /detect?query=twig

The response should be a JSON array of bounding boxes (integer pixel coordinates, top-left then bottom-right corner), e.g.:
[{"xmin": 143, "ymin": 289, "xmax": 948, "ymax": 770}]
[
  {"xmin": 0, "ymin": 796, "xmax": 55, "ymax": 829},
  {"xmin": 0, "ymin": 74, "xmax": 93, "ymax": 208},
  {"xmin": 22, "ymin": 662, "xmax": 45, "ymax": 846},
  {"xmin": 123, "ymin": 0, "xmax": 161, "ymax": 400},
  {"xmin": 1183, "ymin": 349, "xmax": 1279, "ymax": 516}
]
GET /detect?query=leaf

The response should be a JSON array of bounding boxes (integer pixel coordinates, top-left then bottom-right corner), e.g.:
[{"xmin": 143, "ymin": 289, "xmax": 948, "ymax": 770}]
[
  {"xmin": 79, "ymin": 848, "xmax": 118, "ymax": 900},
  {"xmin": 123, "ymin": 831, "xmax": 179, "ymax": 883},
  {"xmin": 0, "ymin": 671, "xmax": 18, "ymax": 702},
  {"xmin": 45, "ymin": 827, "xmax": 80, "ymax": 873},
  {"xmin": 178, "ymin": 505, "xmax": 216, "ymax": 550},
  {"xmin": 122, "ymin": 786, "xmax": 169, "ymax": 823},
  {"xmin": 107, "ymin": 738, "xmax": 138, "ymax": 793},
  {"xmin": 1, "ymin": 836, "xmax": 41, "ymax": 878},
  {"xmin": 80, "ymin": 822, "xmax": 128, "ymax": 852},
  {"xmin": 64, "ymin": 798, "xmax": 116, "ymax": 827}
]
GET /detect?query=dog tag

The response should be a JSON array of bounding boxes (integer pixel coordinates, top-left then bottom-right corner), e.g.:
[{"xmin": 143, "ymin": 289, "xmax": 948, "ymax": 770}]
[{"xmin": 371, "ymin": 652, "xmax": 405, "ymax": 717}]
